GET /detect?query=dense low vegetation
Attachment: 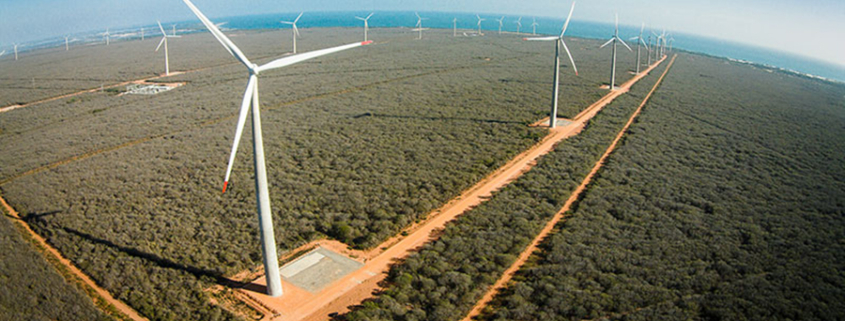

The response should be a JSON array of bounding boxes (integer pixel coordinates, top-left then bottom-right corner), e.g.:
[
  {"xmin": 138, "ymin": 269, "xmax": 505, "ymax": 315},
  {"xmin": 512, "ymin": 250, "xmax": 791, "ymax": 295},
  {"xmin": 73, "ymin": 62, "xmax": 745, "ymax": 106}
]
[
  {"xmin": 482, "ymin": 54, "xmax": 845, "ymax": 320},
  {"xmin": 342, "ymin": 60, "xmax": 667, "ymax": 321},
  {"xmin": 0, "ymin": 28, "xmax": 642, "ymax": 320},
  {"xmin": 0, "ymin": 215, "xmax": 111, "ymax": 321}
]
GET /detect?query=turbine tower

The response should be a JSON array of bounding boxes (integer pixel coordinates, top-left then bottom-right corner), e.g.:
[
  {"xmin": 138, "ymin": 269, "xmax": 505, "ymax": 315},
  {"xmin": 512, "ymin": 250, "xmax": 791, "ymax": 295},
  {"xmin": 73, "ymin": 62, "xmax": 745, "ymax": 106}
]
[
  {"xmin": 355, "ymin": 13, "xmax": 374, "ymax": 42},
  {"xmin": 156, "ymin": 21, "xmax": 180, "ymax": 76},
  {"xmin": 13, "ymin": 44, "xmax": 19, "ymax": 60},
  {"xmin": 181, "ymin": 0, "xmax": 372, "ymax": 298},
  {"xmin": 496, "ymin": 16, "xmax": 504, "ymax": 35},
  {"xmin": 531, "ymin": 18, "xmax": 538, "ymax": 35},
  {"xmin": 101, "ymin": 28, "xmax": 110, "ymax": 45},
  {"xmin": 476, "ymin": 15, "xmax": 486, "ymax": 35},
  {"xmin": 413, "ymin": 12, "xmax": 429, "ymax": 40},
  {"xmin": 172, "ymin": 24, "xmax": 177, "ymax": 36},
  {"xmin": 600, "ymin": 14, "xmax": 632, "ymax": 90},
  {"xmin": 647, "ymin": 34, "xmax": 653, "ymax": 66},
  {"xmin": 524, "ymin": 2, "xmax": 578, "ymax": 129},
  {"xmin": 628, "ymin": 23, "xmax": 648, "ymax": 74},
  {"xmin": 453, "ymin": 18, "xmax": 458, "ymax": 37},
  {"xmin": 281, "ymin": 13, "xmax": 303, "ymax": 53},
  {"xmin": 515, "ymin": 17, "xmax": 522, "ymax": 34},
  {"xmin": 65, "ymin": 36, "xmax": 70, "ymax": 51},
  {"xmin": 141, "ymin": 27, "xmax": 145, "ymax": 40}
]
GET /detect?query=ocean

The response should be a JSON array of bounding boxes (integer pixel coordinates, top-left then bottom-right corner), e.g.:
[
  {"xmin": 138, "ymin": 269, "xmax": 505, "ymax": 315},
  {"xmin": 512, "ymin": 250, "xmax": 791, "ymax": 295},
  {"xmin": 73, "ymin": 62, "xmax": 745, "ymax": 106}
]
[{"xmin": 17, "ymin": 11, "xmax": 845, "ymax": 83}]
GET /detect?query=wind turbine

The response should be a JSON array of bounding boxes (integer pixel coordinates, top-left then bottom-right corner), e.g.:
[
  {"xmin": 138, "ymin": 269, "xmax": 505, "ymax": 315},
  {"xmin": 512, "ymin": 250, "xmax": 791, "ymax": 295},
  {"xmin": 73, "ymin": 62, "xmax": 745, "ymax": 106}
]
[
  {"xmin": 413, "ymin": 12, "xmax": 429, "ymax": 40},
  {"xmin": 628, "ymin": 23, "xmax": 648, "ymax": 74},
  {"xmin": 515, "ymin": 17, "xmax": 522, "ymax": 34},
  {"xmin": 180, "ymin": 0, "xmax": 372, "ymax": 298},
  {"xmin": 453, "ymin": 18, "xmax": 458, "ymax": 37},
  {"xmin": 496, "ymin": 16, "xmax": 504, "ymax": 35},
  {"xmin": 281, "ymin": 12, "xmax": 303, "ymax": 53},
  {"xmin": 101, "ymin": 28, "xmax": 110, "ymax": 45},
  {"xmin": 524, "ymin": 2, "xmax": 578, "ymax": 129},
  {"xmin": 14, "ymin": 43, "xmax": 19, "ymax": 60},
  {"xmin": 476, "ymin": 15, "xmax": 486, "ymax": 35},
  {"xmin": 531, "ymin": 18, "xmax": 539, "ymax": 35},
  {"xmin": 172, "ymin": 24, "xmax": 177, "ymax": 36},
  {"xmin": 355, "ymin": 13, "xmax": 374, "ymax": 42},
  {"xmin": 141, "ymin": 27, "xmax": 145, "ymax": 41},
  {"xmin": 646, "ymin": 34, "xmax": 653, "ymax": 66},
  {"xmin": 599, "ymin": 14, "xmax": 632, "ymax": 90},
  {"xmin": 156, "ymin": 21, "xmax": 180, "ymax": 76},
  {"xmin": 65, "ymin": 36, "xmax": 70, "ymax": 51}
]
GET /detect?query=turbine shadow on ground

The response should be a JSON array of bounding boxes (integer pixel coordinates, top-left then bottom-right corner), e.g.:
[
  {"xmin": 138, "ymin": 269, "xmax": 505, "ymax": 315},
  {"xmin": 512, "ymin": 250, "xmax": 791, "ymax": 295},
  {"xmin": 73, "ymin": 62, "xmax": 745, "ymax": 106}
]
[{"xmin": 25, "ymin": 216, "xmax": 257, "ymax": 289}]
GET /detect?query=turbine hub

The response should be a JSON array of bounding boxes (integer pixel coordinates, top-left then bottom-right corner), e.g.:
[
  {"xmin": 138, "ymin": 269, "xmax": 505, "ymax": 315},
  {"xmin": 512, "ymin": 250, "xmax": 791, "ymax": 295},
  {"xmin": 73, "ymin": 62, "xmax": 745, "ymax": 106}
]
[{"xmin": 250, "ymin": 64, "xmax": 260, "ymax": 75}]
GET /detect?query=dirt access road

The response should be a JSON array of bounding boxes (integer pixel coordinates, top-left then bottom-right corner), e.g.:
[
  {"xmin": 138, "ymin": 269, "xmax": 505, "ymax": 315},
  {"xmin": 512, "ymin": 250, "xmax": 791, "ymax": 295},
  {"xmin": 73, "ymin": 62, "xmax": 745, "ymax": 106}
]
[
  {"xmin": 239, "ymin": 56, "xmax": 670, "ymax": 321},
  {"xmin": 0, "ymin": 195, "xmax": 148, "ymax": 321},
  {"xmin": 462, "ymin": 54, "xmax": 678, "ymax": 321}
]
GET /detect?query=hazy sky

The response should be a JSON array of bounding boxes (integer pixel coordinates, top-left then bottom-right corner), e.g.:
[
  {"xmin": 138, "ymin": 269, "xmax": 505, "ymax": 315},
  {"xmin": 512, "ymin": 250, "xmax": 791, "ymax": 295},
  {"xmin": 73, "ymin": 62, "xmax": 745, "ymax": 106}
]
[{"xmin": 1, "ymin": 0, "xmax": 843, "ymax": 66}]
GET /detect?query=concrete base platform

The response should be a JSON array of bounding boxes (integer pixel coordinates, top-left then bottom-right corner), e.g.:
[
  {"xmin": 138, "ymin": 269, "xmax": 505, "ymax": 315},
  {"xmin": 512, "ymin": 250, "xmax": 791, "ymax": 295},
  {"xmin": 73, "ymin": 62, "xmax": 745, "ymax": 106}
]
[{"xmin": 280, "ymin": 247, "xmax": 363, "ymax": 293}]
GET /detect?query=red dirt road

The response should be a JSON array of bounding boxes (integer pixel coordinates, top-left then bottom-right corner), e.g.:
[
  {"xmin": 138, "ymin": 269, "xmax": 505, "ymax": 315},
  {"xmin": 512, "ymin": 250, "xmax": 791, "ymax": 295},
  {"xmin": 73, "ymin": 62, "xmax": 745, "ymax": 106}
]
[
  {"xmin": 461, "ymin": 55, "xmax": 677, "ymax": 321},
  {"xmin": 240, "ymin": 57, "xmax": 670, "ymax": 321},
  {"xmin": 0, "ymin": 195, "xmax": 148, "ymax": 321}
]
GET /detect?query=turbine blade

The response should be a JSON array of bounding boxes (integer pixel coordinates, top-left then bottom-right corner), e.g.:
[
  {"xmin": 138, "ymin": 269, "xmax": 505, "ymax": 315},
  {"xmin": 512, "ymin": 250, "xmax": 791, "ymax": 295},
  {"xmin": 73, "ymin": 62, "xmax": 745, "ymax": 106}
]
[
  {"xmin": 295, "ymin": 12, "xmax": 303, "ymax": 23},
  {"xmin": 367, "ymin": 12, "xmax": 374, "ymax": 19},
  {"xmin": 355, "ymin": 17, "xmax": 366, "ymax": 21},
  {"xmin": 157, "ymin": 21, "xmax": 167, "ymax": 35},
  {"xmin": 156, "ymin": 37, "xmax": 166, "ymax": 52},
  {"xmin": 619, "ymin": 37, "xmax": 633, "ymax": 51},
  {"xmin": 560, "ymin": 1, "xmax": 576, "ymax": 37},
  {"xmin": 600, "ymin": 38, "xmax": 614, "ymax": 48},
  {"xmin": 560, "ymin": 40, "xmax": 578, "ymax": 76},
  {"xmin": 523, "ymin": 36, "xmax": 559, "ymax": 41},
  {"xmin": 182, "ymin": 0, "xmax": 252, "ymax": 67},
  {"xmin": 257, "ymin": 40, "xmax": 373, "ymax": 73},
  {"xmin": 223, "ymin": 75, "xmax": 257, "ymax": 193}
]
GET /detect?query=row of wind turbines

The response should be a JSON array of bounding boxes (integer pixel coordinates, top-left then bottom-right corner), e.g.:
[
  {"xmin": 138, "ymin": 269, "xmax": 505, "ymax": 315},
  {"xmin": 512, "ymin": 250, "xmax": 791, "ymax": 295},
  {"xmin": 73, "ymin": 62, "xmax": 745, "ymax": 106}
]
[{"xmin": 3, "ymin": 0, "xmax": 674, "ymax": 299}]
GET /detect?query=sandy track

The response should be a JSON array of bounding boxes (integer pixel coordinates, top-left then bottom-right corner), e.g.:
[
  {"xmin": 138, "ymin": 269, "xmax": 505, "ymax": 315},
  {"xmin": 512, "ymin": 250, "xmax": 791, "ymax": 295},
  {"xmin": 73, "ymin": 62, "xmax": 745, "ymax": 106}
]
[
  {"xmin": 243, "ymin": 57, "xmax": 672, "ymax": 321},
  {"xmin": 461, "ymin": 54, "xmax": 677, "ymax": 321},
  {"xmin": 0, "ymin": 195, "xmax": 148, "ymax": 321}
]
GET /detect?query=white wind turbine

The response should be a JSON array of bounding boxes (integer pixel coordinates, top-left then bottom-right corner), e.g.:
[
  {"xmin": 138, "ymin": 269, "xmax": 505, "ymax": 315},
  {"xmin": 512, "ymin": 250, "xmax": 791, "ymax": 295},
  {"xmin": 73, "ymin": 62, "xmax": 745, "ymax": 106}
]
[
  {"xmin": 101, "ymin": 28, "xmax": 110, "ymax": 45},
  {"xmin": 413, "ymin": 12, "xmax": 429, "ymax": 40},
  {"xmin": 180, "ymin": 0, "xmax": 373, "ymax": 298},
  {"xmin": 65, "ymin": 36, "xmax": 70, "ymax": 51},
  {"xmin": 628, "ymin": 23, "xmax": 648, "ymax": 74},
  {"xmin": 281, "ymin": 13, "xmax": 303, "ymax": 53},
  {"xmin": 476, "ymin": 14, "xmax": 486, "ymax": 35},
  {"xmin": 13, "ymin": 43, "xmax": 19, "ymax": 60},
  {"xmin": 496, "ymin": 16, "xmax": 504, "ymax": 35},
  {"xmin": 531, "ymin": 18, "xmax": 539, "ymax": 35},
  {"xmin": 453, "ymin": 17, "xmax": 458, "ymax": 37},
  {"xmin": 355, "ymin": 13, "xmax": 374, "ymax": 42},
  {"xmin": 524, "ymin": 2, "xmax": 578, "ymax": 129},
  {"xmin": 141, "ymin": 27, "xmax": 145, "ymax": 41},
  {"xmin": 156, "ymin": 21, "xmax": 180, "ymax": 76},
  {"xmin": 515, "ymin": 17, "xmax": 523, "ymax": 34},
  {"xmin": 600, "ymin": 14, "xmax": 632, "ymax": 90},
  {"xmin": 647, "ymin": 33, "xmax": 653, "ymax": 66},
  {"xmin": 172, "ymin": 24, "xmax": 177, "ymax": 36}
]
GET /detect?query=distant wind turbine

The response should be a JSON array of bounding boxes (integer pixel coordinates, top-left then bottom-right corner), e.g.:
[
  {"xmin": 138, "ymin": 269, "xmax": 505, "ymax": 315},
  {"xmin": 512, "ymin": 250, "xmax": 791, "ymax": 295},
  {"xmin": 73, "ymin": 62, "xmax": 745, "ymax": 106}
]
[
  {"xmin": 515, "ymin": 17, "xmax": 522, "ymax": 34},
  {"xmin": 600, "ymin": 14, "xmax": 633, "ymax": 90},
  {"xmin": 281, "ymin": 12, "xmax": 303, "ymax": 53},
  {"xmin": 524, "ymin": 2, "xmax": 578, "ymax": 129},
  {"xmin": 647, "ymin": 34, "xmax": 653, "ymax": 66},
  {"xmin": 14, "ymin": 43, "xmax": 19, "ymax": 60},
  {"xmin": 65, "ymin": 36, "xmax": 70, "ymax": 51},
  {"xmin": 531, "ymin": 18, "xmax": 539, "ymax": 35},
  {"xmin": 156, "ymin": 20, "xmax": 180, "ymax": 76},
  {"xmin": 496, "ymin": 16, "xmax": 504, "ymax": 35},
  {"xmin": 413, "ymin": 12, "xmax": 429, "ymax": 40},
  {"xmin": 180, "ymin": 0, "xmax": 373, "ymax": 298},
  {"xmin": 172, "ymin": 24, "xmax": 177, "ymax": 36},
  {"xmin": 476, "ymin": 15, "xmax": 486, "ymax": 35},
  {"xmin": 101, "ymin": 28, "xmax": 110, "ymax": 45},
  {"xmin": 628, "ymin": 23, "xmax": 649, "ymax": 74},
  {"xmin": 355, "ymin": 13, "xmax": 374, "ymax": 42},
  {"xmin": 453, "ymin": 17, "xmax": 458, "ymax": 37},
  {"xmin": 141, "ymin": 27, "xmax": 145, "ymax": 40}
]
